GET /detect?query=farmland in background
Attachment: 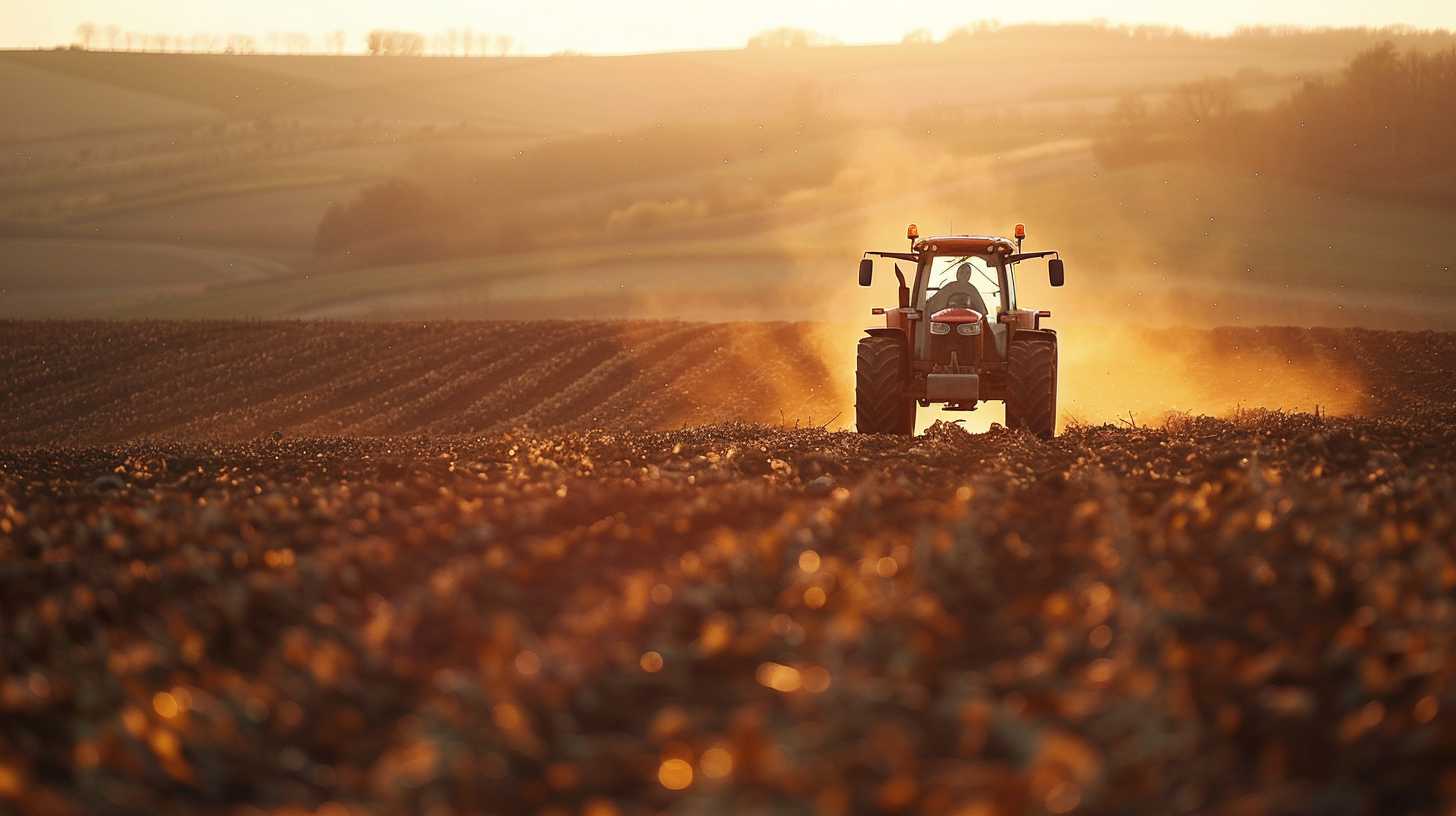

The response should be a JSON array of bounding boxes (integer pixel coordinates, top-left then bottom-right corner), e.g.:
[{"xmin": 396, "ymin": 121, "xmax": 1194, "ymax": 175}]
[{"xmin": 3, "ymin": 24, "xmax": 1455, "ymax": 327}]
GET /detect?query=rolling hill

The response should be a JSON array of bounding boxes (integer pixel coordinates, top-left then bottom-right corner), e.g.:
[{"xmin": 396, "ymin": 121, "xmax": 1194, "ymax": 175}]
[{"xmin": 2, "ymin": 28, "xmax": 1455, "ymax": 327}]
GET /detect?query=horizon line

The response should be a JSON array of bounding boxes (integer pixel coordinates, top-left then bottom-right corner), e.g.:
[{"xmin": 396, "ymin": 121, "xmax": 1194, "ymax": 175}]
[{"xmin": 6, "ymin": 18, "xmax": 1454, "ymax": 59}]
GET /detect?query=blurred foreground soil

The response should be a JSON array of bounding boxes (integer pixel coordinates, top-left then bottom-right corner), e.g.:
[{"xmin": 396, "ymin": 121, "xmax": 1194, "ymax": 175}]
[{"xmin": 2, "ymin": 324, "xmax": 1456, "ymax": 814}]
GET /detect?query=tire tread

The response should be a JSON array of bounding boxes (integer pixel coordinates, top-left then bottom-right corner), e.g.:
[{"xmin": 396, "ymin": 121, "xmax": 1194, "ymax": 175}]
[
  {"xmin": 856, "ymin": 337, "xmax": 912, "ymax": 435},
  {"xmin": 1007, "ymin": 339, "xmax": 1057, "ymax": 438}
]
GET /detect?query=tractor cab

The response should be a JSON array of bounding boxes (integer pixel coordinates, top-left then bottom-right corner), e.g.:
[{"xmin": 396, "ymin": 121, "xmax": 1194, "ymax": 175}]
[
  {"xmin": 854, "ymin": 224, "xmax": 1066, "ymax": 437},
  {"xmin": 916, "ymin": 239, "xmax": 1017, "ymax": 364}
]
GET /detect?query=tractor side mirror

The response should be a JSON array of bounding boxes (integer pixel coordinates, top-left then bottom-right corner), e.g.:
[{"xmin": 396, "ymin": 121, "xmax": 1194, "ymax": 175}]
[
  {"xmin": 1049, "ymin": 258, "xmax": 1065, "ymax": 287},
  {"xmin": 858, "ymin": 258, "xmax": 873, "ymax": 287}
]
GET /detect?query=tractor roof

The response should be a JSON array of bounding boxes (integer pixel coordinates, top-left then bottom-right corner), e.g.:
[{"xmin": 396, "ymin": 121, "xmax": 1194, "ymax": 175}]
[{"xmin": 912, "ymin": 235, "xmax": 1016, "ymax": 255}]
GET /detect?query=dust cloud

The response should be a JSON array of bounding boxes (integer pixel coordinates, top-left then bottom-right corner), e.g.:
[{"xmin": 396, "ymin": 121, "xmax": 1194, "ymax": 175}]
[{"xmin": 1055, "ymin": 323, "xmax": 1366, "ymax": 426}]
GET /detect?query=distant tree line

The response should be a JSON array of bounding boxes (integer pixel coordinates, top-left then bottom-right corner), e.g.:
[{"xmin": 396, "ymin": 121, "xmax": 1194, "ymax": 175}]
[
  {"xmin": 68, "ymin": 23, "xmax": 515, "ymax": 56},
  {"xmin": 362, "ymin": 29, "xmax": 515, "ymax": 56},
  {"xmin": 907, "ymin": 20, "xmax": 1456, "ymax": 52},
  {"xmin": 71, "ymin": 23, "xmax": 342, "ymax": 54},
  {"xmin": 365, "ymin": 31, "xmax": 425, "ymax": 56},
  {"xmin": 739, "ymin": 20, "xmax": 1455, "ymax": 60},
  {"xmin": 428, "ymin": 29, "xmax": 515, "ymax": 57},
  {"xmin": 745, "ymin": 28, "xmax": 834, "ymax": 49},
  {"xmin": 1096, "ymin": 44, "xmax": 1456, "ymax": 205}
]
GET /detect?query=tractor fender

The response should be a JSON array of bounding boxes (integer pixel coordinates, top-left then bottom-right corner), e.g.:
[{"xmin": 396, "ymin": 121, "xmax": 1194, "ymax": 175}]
[
  {"xmin": 1011, "ymin": 328, "xmax": 1057, "ymax": 345},
  {"xmin": 862, "ymin": 327, "xmax": 911, "ymax": 371},
  {"xmin": 863, "ymin": 327, "xmax": 907, "ymax": 341}
]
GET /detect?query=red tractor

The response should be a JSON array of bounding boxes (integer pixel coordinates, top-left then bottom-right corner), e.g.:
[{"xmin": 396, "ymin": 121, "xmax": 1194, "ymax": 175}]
[{"xmin": 855, "ymin": 223, "xmax": 1065, "ymax": 437}]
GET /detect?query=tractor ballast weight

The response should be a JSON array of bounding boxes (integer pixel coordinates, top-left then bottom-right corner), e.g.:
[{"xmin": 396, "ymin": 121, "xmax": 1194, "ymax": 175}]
[{"xmin": 854, "ymin": 224, "xmax": 1065, "ymax": 438}]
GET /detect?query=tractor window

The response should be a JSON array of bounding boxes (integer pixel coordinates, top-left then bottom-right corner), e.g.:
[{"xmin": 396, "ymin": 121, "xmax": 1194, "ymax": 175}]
[{"xmin": 923, "ymin": 255, "xmax": 1005, "ymax": 318}]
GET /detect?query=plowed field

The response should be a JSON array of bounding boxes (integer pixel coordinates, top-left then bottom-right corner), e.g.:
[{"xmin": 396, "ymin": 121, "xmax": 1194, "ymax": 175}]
[
  {"xmin": 3, "ymin": 321, "xmax": 1456, "ymax": 815},
  {"xmin": 0, "ymin": 321, "xmax": 843, "ymax": 446}
]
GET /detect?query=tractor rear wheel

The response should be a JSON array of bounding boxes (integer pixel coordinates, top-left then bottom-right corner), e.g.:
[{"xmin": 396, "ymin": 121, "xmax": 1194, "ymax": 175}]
[
  {"xmin": 1006, "ymin": 338, "xmax": 1058, "ymax": 438},
  {"xmin": 856, "ymin": 336, "xmax": 914, "ymax": 435}
]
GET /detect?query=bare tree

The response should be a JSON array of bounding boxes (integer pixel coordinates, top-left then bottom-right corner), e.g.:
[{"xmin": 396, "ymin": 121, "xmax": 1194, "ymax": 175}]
[
  {"xmin": 495, "ymin": 34, "xmax": 514, "ymax": 56},
  {"xmin": 462, "ymin": 27, "xmax": 474, "ymax": 57},
  {"xmin": 1169, "ymin": 79, "xmax": 1239, "ymax": 128},
  {"xmin": 226, "ymin": 33, "xmax": 256, "ymax": 54},
  {"xmin": 105, "ymin": 24, "xmax": 120, "ymax": 50},
  {"xmin": 367, "ymin": 30, "xmax": 424, "ymax": 56},
  {"xmin": 746, "ymin": 28, "xmax": 823, "ymax": 49},
  {"xmin": 75, "ymin": 22, "xmax": 97, "ymax": 50}
]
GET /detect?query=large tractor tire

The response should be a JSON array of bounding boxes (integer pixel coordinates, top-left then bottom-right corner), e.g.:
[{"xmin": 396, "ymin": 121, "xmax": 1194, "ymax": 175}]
[
  {"xmin": 1006, "ymin": 337, "xmax": 1058, "ymax": 439},
  {"xmin": 855, "ymin": 336, "xmax": 915, "ymax": 435}
]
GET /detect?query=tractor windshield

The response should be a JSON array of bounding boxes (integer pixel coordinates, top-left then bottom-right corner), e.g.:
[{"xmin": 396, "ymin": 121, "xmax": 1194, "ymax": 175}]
[{"xmin": 923, "ymin": 255, "xmax": 1006, "ymax": 318}]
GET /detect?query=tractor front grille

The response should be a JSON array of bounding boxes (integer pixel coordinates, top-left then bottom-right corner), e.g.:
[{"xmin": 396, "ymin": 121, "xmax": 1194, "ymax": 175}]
[{"xmin": 928, "ymin": 331, "xmax": 981, "ymax": 370}]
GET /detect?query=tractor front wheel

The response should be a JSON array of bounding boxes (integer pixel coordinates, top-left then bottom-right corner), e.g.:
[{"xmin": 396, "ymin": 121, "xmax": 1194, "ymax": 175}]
[
  {"xmin": 1006, "ymin": 338, "xmax": 1058, "ymax": 438},
  {"xmin": 855, "ymin": 336, "xmax": 914, "ymax": 435}
]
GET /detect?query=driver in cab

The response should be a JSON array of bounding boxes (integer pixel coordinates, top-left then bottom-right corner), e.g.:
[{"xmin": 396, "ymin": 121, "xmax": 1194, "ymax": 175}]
[{"xmin": 930, "ymin": 263, "xmax": 990, "ymax": 317}]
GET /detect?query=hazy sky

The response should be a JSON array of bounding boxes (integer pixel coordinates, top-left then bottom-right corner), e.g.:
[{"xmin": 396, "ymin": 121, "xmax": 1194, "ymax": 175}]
[{"xmin": 7, "ymin": 0, "xmax": 1454, "ymax": 53}]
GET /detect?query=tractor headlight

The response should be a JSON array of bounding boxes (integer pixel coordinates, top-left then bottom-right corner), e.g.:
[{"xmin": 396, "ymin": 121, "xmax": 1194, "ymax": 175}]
[
  {"xmin": 929, "ymin": 322, "xmax": 951, "ymax": 335},
  {"xmin": 956, "ymin": 323, "xmax": 982, "ymax": 336}
]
